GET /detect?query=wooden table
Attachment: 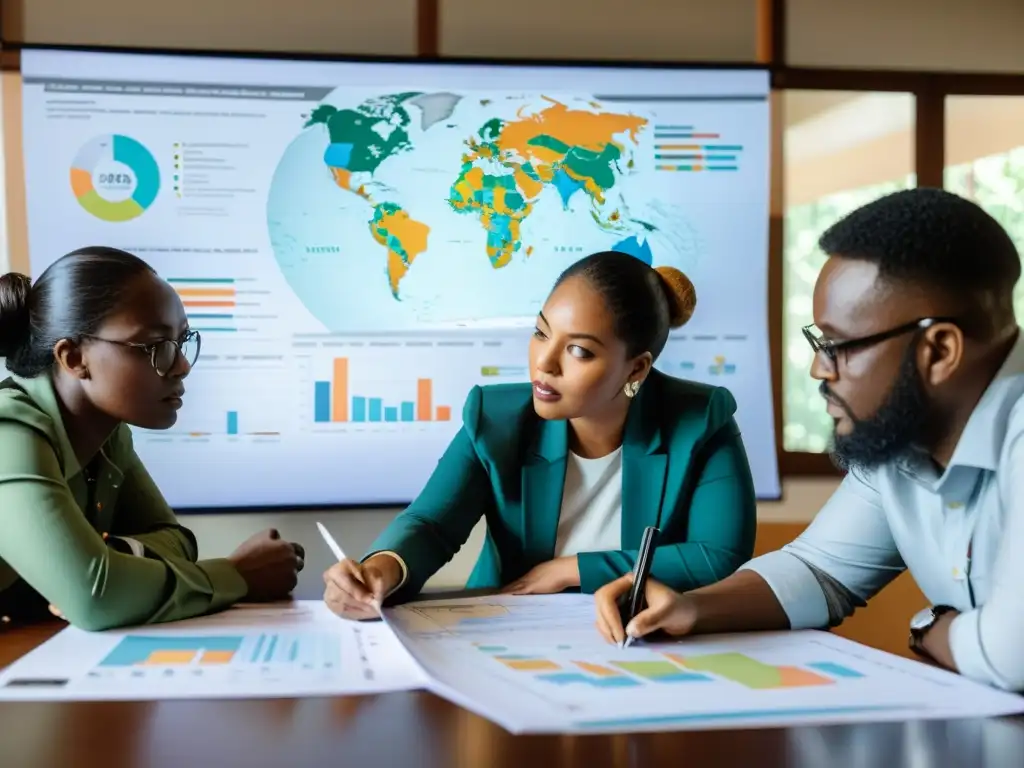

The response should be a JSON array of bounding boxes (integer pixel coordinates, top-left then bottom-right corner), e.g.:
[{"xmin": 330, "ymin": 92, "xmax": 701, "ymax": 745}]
[{"xmin": 2, "ymin": 620, "xmax": 1023, "ymax": 767}]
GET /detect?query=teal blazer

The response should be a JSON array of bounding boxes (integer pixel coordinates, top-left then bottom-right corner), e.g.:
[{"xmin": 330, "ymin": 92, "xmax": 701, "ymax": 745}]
[{"xmin": 368, "ymin": 369, "xmax": 757, "ymax": 602}]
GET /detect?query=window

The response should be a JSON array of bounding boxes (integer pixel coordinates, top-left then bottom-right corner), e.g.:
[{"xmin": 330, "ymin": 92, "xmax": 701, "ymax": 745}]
[
  {"xmin": 782, "ymin": 91, "xmax": 915, "ymax": 453},
  {"xmin": 944, "ymin": 96, "xmax": 1024, "ymax": 319}
]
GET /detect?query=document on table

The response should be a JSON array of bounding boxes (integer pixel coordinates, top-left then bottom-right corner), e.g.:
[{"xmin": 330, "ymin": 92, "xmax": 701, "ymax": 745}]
[
  {"xmin": 4, "ymin": 593, "xmax": 1024, "ymax": 734},
  {"xmin": 0, "ymin": 601, "xmax": 426, "ymax": 701},
  {"xmin": 383, "ymin": 594, "xmax": 1024, "ymax": 734}
]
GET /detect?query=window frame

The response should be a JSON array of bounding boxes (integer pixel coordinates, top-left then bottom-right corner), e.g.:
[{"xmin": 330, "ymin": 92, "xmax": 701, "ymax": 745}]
[{"xmin": 764, "ymin": 3, "xmax": 1024, "ymax": 477}]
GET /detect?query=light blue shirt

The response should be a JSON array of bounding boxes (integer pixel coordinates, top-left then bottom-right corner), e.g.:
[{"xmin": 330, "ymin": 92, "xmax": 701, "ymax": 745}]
[{"xmin": 744, "ymin": 330, "xmax": 1024, "ymax": 691}]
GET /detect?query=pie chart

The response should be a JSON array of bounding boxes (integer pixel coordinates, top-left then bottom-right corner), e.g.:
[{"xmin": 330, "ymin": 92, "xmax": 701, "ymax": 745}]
[{"xmin": 69, "ymin": 134, "xmax": 160, "ymax": 222}]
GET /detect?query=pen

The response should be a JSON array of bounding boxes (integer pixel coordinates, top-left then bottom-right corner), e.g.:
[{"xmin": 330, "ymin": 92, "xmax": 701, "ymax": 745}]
[
  {"xmin": 317, "ymin": 521, "xmax": 346, "ymax": 561},
  {"xmin": 317, "ymin": 521, "xmax": 381, "ymax": 611},
  {"xmin": 619, "ymin": 526, "xmax": 659, "ymax": 648}
]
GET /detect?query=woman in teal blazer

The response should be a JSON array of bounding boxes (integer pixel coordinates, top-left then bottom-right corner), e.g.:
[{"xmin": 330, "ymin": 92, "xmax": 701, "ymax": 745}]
[{"xmin": 324, "ymin": 251, "xmax": 757, "ymax": 619}]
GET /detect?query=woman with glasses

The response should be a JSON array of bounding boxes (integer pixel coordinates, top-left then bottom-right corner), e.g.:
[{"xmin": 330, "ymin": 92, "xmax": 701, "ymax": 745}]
[{"xmin": 0, "ymin": 246, "xmax": 304, "ymax": 630}]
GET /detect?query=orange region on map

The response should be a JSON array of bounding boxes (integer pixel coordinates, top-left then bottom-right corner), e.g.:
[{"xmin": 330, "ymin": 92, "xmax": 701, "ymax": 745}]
[
  {"xmin": 450, "ymin": 165, "xmax": 532, "ymax": 268},
  {"xmin": 499, "ymin": 99, "xmax": 645, "ymax": 158},
  {"xmin": 330, "ymin": 167, "xmax": 371, "ymax": 201},
  {"xmin": 369, "ymin": 205, "xmax": 431, "ymax": 296},
  {"xmin": 496, "ymin": 99, "xmax": 647, "ymax": 206}
]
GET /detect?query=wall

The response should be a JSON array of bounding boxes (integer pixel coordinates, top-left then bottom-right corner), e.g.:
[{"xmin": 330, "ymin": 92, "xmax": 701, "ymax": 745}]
[
  {"xmin": 787, "ymin": 0, "xmax": 1024, "ymax": 72},
  {"xmin": 3, "ymin": 0, "xmax": 418, "ymax": 56}
]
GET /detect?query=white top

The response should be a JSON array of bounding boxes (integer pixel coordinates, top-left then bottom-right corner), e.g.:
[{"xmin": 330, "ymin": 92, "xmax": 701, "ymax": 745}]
[
  {"xmin": 554, "ymin": 447, "xmax": 623, "ymax": 557},
  {"xmin": 742, "ymin": 330, "xmax": 1024, "ymax": 692}
]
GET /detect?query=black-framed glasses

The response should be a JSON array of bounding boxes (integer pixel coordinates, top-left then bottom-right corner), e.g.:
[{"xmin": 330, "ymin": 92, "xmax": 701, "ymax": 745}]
[
  {"xmin": 82, "ymin": 329, "xmax": 201, "ymax": 377},
  {"xmin": 801, "ymin": 317, "xmax": 959, "ymax": 374}
]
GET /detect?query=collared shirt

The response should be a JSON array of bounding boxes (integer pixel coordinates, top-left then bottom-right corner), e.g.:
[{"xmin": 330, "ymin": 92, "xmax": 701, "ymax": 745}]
[
  {"xmin": 0, "ymin": 373, "xmax": 246, "ymax": 629},
  {"xmin": 743, "ymin": 330, "xmax": 1024, "ymax": 691}
]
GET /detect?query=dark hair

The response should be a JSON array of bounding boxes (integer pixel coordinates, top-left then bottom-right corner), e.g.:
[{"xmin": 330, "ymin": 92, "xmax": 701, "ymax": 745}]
[
  {"xmin": 554, "ymin": 250, "xmax": 697, "ymax": 359},
  {"xmin": 819, "ymin": 188, "xmax": 1021, "ymax": 314},
  {"xmin": 0, "ymin": 246, "xmax": 155, "ymax": 377}
]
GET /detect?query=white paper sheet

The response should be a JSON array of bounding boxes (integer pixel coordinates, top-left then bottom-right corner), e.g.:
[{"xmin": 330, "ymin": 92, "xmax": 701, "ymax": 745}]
[
  {"xmin": 0, "ymin": 601, "xmax": 426, "ymax": 701},
  {"xmin": 384, "ymin": 594, "xmax": 1024, "ymax": 734}
]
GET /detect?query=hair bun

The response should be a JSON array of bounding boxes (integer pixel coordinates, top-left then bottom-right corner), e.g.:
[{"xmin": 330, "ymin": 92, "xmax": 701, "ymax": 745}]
[
  {"xmin": 0, "ymin": 272, "xmax": 32, "ymax": 358},
  {"xmin": 654, "ymin": 266, "xmax": 696, "ymax": 329}
]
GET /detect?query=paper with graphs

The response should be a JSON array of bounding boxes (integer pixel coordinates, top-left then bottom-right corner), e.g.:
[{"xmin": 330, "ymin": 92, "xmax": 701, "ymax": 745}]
[
  {"xmin": 383, "ymin": 594, "xmax": 1024, "ymax": 734},
  {"xmin": 0, "ymin": 601, "xmax": 425, "ymax": 700}
]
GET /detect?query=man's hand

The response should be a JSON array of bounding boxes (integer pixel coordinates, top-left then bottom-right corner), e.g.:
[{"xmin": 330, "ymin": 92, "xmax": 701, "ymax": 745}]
[{"xmin": 500, "ymin": 557, "xmax": 580, "ymax": 595}]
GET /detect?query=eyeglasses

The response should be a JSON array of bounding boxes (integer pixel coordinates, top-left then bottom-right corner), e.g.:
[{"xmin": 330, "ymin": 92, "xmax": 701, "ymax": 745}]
[
  {"xmin": 801, "ymin": 317, "xmax": 959, "ymax": 374},
  {"xmin": 82, "ymin": 330, "xmax": 201, "ymax": 377}
]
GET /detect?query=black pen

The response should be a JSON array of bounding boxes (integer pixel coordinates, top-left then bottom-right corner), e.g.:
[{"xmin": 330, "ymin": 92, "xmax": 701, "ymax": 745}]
[{"xmin": 618, "ymin": 525, "xmax": 659, "ymax": 648}]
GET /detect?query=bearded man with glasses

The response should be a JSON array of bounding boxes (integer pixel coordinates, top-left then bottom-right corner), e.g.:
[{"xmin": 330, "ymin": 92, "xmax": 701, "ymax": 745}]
[{"xmin": 594, "ymin": 188, "xmax": 1024, "ymax": 693}]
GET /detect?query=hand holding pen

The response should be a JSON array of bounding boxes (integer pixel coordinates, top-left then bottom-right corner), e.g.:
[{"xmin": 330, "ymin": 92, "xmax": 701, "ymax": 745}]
[
  {"xmin": 615, "ymin": 526, "xmax": 658, "ymax": 648},
  {"xmin": 318, "ymin": 522, "xmax": 396, "ymax": 620}
]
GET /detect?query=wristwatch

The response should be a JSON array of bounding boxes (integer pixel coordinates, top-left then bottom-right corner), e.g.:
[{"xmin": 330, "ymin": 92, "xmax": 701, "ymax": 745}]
[{"xmin": 909, "ymin": 605, "xmax": 956, "ymax": 655}]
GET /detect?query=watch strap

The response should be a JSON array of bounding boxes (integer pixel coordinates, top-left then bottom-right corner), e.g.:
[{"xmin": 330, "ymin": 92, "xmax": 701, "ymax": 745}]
[{"xmin": 909, "ymin": 605, "xmax": 956, "ymax": 655}]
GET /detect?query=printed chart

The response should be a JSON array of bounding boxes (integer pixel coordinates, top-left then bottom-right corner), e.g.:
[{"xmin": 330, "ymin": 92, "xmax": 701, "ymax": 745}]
[
  {"xmin": 385, "ymin": 595, "xmax": 1024, "ymax": 734},
  {"xmin": 0, "ymin": 602, "xmax": 425, "ymax": 700}
]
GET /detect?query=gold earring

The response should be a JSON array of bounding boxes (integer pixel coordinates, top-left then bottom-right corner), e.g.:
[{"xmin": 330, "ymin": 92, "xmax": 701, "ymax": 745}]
[{"xmin": 623, "ymin": 381, "xmax": 640, "ymax": 399}]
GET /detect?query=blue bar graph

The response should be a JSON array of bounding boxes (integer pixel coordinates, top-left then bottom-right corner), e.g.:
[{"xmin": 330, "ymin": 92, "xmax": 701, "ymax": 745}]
[
  {"xmin": 227, "ymin": 411, "xmax": 239, "ymax": 435},
  {"xmin": 369, "ymin": 398, "xmax": 383, "ymax": 422},
  {"xmin": 384, "ymin": 406, "xmax": 398, "ymax": 422},
  {"xmin": 314, "ymin": 381, "xmax": 330, "ymax": 423},
  {"xmin": 809, "ymin": 662, "xmax": 864, "ymax": 678},
  {"xmin": 289, "ymin": 641, "xmax": 299, "ymax": 662},
  {"xmin": 251, "ymin": 634, "xmax": 266, "ymax": 663},
  {"xmin": 352, "ymin": 396, "xmax": 367, "ymax": 422},
  {"xmin": 99, "ymin": 636, "xmax": 242, "ymax": 666},
  {"xmin": 401, "ymin": 401, "xmax": 415, "ymax": 421},
  {"xmin": 264, "ymin": 635, "xmax": 278, "ymax": 663}
]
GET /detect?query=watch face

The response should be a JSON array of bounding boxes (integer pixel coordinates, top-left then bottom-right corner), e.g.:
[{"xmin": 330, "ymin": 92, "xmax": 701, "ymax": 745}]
[{"xmin": 910, "ymin": 607, "xmax": 935, "ymax": 631}]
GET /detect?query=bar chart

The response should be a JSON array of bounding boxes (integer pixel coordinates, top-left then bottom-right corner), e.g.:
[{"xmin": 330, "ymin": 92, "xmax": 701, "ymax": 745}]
[
  {"xmin": 166, "ymin": 275, "xmax": 277, "ymax": 337},
  {"xmin": 169, "ymin": 276, "xmax": 238, "ymax": 333},
  {"xmin": 97, "ymin": 632, "xmax": 343, "ymax": 669},
  {"xmin": 312, "ymin": 356, "xmax": 453, "ymax": 425}
]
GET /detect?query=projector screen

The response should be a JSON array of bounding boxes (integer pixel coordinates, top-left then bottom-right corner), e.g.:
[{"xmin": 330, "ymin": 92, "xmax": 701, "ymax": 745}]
[{"xmin": 19, "ymin": 47, "xmax": 778, "ymax": 509}]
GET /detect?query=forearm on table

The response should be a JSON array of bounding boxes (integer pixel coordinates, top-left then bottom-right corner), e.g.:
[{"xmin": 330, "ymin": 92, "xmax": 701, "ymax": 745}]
[{"xmin": 686, "ymin": 569, "xmax": 791, "ymax": 634}]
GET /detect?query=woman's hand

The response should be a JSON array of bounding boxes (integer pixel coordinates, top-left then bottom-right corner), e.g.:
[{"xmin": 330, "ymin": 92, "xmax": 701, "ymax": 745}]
[
  {"xmin": 227, "ymin": 529, "xmax": 305, "ymax": 602},
  {"xmin": 500, "ymin": 557, "xmax": 580, "ymax": 595},
  {"xmin": 323, "ymin": 554, "xmax": 403, "ymax": 620},
  {"xmin": 594, "ymin": 573, "xmax": 699, "ymax": 645}
]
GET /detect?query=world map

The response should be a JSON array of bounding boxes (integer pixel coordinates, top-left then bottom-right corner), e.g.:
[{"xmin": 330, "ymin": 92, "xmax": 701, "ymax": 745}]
[{"xmin": 267, "ymin": 89, "xmax": 699, "ymax": 331}]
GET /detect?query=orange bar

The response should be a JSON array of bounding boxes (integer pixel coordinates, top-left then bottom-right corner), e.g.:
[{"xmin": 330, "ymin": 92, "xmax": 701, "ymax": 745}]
[
  {"xmin": 183, "ymin": 300, "xmax": 235, "ymax": 307},
  {"xmin": 502, "ymin": 659, "xmax": 559, "ymax": 671},
  {"xmin": 777, "ymin": 666, "xmax": 834, "ymax": 687},
  {"xmin": 175, "ymin": 287, "xmax": 236, "ymax": 297},
  {"xmin": 435, "ymin": 405, "xmax": 451, "ymax": 421},
  {"xmin": 200, "ymin": 650, "xmax": 235, "ymax": 665},
  {"xmin": 417, "ymin": 379, "xmax": 432, "ymax": 421},
  {"xmin": 332, "ymin": 358, "xmax": 348, "ymax": 422},
  {"xmin": 655, "ymin": 144, "xmax": 701, "ymax": 150},
  {"xmin": 575, "ymin": 661, "xmax": 620, "ymax": 677},
  {"xmin": 144, "ymin": 650, "xmax": 196, "ymax": 665}
]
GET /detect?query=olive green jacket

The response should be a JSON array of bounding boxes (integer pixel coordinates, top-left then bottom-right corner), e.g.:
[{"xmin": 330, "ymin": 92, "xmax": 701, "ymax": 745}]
[{"xmin": 0, "ymin": 374, "xmax": 246, "ymax": 630}]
